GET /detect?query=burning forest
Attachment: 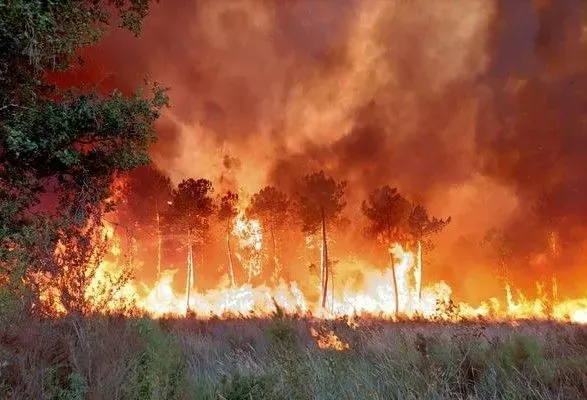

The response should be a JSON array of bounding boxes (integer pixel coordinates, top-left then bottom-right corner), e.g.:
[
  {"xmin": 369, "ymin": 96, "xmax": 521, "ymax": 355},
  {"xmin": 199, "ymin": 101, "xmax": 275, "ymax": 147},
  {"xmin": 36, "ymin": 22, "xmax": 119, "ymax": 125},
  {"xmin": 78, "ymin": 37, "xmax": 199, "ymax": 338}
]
[
  {"xmin": 2, "ymin": 0, "xmax": 587, "ymax": 398},
  {"xmin": 30, "ymin": 166, "xmax": 587, "ymax": 324}
]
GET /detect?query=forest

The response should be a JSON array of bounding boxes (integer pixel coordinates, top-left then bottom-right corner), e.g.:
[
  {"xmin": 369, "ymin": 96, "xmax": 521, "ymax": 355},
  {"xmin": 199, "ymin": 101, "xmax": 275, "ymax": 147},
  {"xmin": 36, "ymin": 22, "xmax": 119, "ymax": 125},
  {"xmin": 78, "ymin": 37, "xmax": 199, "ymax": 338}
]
[{"xmin": 1, "ymin": 1, "xmax": 587, "ymax": 399}]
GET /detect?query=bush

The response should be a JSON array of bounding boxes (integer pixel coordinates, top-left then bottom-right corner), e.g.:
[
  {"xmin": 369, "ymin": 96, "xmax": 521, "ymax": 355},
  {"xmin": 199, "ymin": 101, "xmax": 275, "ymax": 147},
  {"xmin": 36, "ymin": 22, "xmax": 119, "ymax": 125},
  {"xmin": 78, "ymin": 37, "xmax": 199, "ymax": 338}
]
[
  {"xmin": 217, "ymin": 373, "xmax": 279, "ymax": 400},
  {"xmin": 124, "ymin": 318, "xmax": 186, "ymax": 400}
]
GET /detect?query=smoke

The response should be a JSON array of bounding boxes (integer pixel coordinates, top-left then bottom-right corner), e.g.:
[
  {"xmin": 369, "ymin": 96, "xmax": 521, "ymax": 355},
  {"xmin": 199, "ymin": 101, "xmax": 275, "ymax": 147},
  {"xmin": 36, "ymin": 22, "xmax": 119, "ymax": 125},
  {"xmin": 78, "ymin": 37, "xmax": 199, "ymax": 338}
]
[{"xmin": 75, "ymin": 0, "xmax": 587, "ymax": 295}]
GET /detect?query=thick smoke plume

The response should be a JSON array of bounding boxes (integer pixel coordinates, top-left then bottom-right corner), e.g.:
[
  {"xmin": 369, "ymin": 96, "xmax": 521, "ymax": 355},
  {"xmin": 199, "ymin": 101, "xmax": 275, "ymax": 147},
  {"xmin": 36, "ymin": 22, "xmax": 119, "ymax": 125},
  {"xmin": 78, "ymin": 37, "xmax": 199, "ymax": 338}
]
[{"xmin": 70, "ymin": 0, "xmax": 587, "ymax": 299}]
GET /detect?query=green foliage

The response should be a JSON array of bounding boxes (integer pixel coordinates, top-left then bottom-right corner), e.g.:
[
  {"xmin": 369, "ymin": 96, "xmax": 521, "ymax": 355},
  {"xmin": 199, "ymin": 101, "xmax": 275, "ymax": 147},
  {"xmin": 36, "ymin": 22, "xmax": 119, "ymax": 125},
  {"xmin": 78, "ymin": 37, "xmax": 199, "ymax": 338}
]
[
  {"xmin": 217, "ymin": 373, "xmax": 279, "ymax": 400},
  {"xmin": 56, "ymin": 372, "xmax": 88, "ymax": 400},
  {"xmin": 3, "ymin": 318, "xmax": 587, "ymax": 399},
  {"xmin": 266, "ymin": 304, "xmax": 298, "ymax": 350},
  {"xmin": 0, "ymin": 0, "xmax": 165, "ymax": 310},
  {"xmin": 266, "ymin": 318, "xmax": 298, "ymax": 349},
  {"xmin": 126, "ymin": 318, "xmax": 187, "ymax": 400},
  {"xmin": 44, "ymin": 369, "xmax": 88, "ymax": 400},
  {"xmin": 497, "ymin": 334, "xmax": 544, "ymax": 372}
]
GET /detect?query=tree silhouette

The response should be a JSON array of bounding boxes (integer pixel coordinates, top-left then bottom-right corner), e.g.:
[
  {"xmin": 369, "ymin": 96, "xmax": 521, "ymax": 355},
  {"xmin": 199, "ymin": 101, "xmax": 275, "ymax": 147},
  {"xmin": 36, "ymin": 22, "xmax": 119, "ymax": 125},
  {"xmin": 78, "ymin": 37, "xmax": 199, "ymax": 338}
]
[
  {"xmin": 119, "ymin": 165, "xmax": 173, "ymax": 277},
  {"xmin": 166, "ymin": 178, "xmax": 214, "ymax": 313},
  {"xmin": 408, "ymin": 205, "xmax": 450, "ymax": 302},
  {"xmin": 246, "ymin": 186, "xmax": 289, "ymax": 282},
  {"xmin": 218, "ymin": 191, "xmax": 239, "ymax": 288},
  {"xmin": 362, "ymin": 186, "xmax": 410, "ymax": 315},
  {"xmin": 297, "ymin": 171, "xmax": 346, "ymax": 309}
]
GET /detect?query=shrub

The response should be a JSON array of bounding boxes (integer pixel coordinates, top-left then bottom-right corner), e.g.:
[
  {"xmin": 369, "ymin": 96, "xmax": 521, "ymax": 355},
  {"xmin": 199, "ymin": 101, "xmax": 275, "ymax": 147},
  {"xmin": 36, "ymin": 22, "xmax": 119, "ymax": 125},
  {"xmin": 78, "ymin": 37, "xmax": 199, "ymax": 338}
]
[{"xmin": 124, "ymin": 318, "xmax": 186, "ymax": 400}]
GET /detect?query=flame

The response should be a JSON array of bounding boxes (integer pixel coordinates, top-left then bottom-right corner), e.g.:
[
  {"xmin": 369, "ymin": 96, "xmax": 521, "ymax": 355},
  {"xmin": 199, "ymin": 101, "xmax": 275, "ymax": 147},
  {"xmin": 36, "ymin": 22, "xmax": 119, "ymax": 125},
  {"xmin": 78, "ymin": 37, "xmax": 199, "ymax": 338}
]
[
  {"xmin": 234, "ymin": 213, "xmax": 263, "ymax": 252},
  {"xmin": 39, "ymin": 216, "xmax": 587, "ymax": 324},
  {"xmin": 233, "ymin": 213, "xmax": 263, "ymax": 281},
  {"xmin": 310, "ymin": 327, "xmax": 350, "ymax": 351}
]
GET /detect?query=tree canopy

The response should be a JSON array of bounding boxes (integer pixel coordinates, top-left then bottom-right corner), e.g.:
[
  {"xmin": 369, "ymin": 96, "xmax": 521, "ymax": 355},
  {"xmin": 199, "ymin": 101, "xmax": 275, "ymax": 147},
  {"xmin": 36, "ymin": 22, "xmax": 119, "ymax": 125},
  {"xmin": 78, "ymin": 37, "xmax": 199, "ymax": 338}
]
[
  {"xmin": 246, "ymin": 186, "xmax": 289, "ymax": 231},
  {"xmin": 166, "ymin": 178, "xmax": 215, "ymax": 237},
  {"xmin": 408, "ymin": 205, "xmax": 451, "ymax": 243},
  {"xmin": 362, "ymin": 186, "xmax": 410, "ymax": 245},
  {"xmin": 297, "ymin": 171, "xmax": 346, "ymax": 234},
  {"xmin": 218, "ymin": 191, "xmax": 239, "ymax": 225},
  {"xmin": 0, "ymin": 0, "xmax": 164, "ymax": 310}
]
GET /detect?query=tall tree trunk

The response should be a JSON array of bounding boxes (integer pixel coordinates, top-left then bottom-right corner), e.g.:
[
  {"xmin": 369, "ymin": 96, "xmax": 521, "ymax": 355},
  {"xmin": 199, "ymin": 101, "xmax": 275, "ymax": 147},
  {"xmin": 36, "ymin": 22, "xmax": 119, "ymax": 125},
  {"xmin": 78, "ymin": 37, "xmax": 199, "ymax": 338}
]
[
  {"xmin": 271, "ymin": 225, "xmax": 279, "ymax": 282},
  {"xmin": 226, "ymin": 224, "xmax": 236, "ymax": 288},
  {"xmin": 390, "ymin": 251, "xmax": 399, "ymax": 315},
  {"xmin": 156, "ymin": 212, "xmax": 162, "ymax": 278},
  {"xmin": 186, "ymin": 229, "xmax": 194, "ymax": 314},
  {"xmin": 320, "ymin": 210, "xmax": 329, "ymax": 309},
  {"xmin": 416, "ymin": 240, "xmax": 423, "ymax": 305},
  {"xmin": 551, "ymin": 274, "xmax": 558, "ymax": 302}
]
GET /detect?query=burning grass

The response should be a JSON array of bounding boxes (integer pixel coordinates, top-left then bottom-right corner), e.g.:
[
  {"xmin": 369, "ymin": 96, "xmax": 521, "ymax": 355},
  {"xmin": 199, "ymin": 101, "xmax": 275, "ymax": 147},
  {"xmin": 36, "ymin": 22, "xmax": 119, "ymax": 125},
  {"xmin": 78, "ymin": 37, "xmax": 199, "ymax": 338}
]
[{"xmin": 1, "ymin": 315, "xmax": 586, "ymax": 399}]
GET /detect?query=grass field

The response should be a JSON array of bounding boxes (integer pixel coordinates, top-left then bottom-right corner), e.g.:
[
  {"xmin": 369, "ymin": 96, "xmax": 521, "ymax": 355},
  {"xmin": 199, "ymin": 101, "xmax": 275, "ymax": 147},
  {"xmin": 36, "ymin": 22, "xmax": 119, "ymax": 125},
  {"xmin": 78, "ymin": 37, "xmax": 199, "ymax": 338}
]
[{"xmin": 1, "ymin": 315, "xmax": 586, "ymax": 399}]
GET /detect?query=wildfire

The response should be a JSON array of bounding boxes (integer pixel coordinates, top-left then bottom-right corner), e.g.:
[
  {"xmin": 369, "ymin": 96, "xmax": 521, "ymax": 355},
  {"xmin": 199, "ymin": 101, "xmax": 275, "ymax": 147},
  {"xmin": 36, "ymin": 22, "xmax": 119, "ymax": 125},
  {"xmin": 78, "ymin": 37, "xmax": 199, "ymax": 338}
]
[
  {"xmin": 233, "ymin": 213, "xmax": 264, "ymax": 282},
  {"xmin": 310, "ymin": 327, "xmax": 350, "ymax": 351},
  {"xmin": 39, "ymin": 216, "xmax": 587, "ymax": 324}
]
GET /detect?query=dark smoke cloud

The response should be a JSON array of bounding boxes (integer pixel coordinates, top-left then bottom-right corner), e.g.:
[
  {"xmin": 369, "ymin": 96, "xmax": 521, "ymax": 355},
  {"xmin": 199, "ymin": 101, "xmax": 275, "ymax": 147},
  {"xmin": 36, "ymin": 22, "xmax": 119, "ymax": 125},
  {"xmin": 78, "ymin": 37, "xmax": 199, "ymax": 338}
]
[
  {"xmin": 476, "ymin": 0, "xmax": 587, "ymax": 272},
  {"xmin": 73, "ymin": 0, "xmax": 587, "ymax": 295}
]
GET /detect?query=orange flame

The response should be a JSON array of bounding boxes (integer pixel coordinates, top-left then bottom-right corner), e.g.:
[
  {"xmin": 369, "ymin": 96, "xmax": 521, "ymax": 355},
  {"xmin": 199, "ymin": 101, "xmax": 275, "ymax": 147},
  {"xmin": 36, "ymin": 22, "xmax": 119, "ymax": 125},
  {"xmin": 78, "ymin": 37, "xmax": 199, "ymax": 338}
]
[
  {"xmin": 310, "ymin": 328, "xmax": 350, "ymax": 351},
  {"xmin": 41, "ymin": 215, "xmax": 587, "ymax": 324}
]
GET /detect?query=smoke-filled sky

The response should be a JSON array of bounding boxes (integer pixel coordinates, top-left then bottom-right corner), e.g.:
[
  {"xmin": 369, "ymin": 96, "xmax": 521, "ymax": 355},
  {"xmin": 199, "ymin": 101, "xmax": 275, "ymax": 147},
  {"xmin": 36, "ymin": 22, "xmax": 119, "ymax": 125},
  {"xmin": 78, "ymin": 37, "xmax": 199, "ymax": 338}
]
[{"xmin": 71, "ymin": 0, "xmax": 587, "ymax": 295}]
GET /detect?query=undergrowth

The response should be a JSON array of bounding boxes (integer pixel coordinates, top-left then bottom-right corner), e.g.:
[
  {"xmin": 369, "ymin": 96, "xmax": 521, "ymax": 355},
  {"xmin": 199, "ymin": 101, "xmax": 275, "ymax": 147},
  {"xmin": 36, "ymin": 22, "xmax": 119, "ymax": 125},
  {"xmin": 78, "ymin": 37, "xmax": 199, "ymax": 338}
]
[{"xmin": 0, "ymin": 316, "xmax": 586, "ymax": 399}]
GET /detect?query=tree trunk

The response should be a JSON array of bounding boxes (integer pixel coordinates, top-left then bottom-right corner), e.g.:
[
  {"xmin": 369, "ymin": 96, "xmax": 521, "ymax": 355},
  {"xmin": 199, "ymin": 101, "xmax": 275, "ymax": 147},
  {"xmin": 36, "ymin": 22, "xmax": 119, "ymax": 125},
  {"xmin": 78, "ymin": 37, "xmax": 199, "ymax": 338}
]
[
  {"xmin": 390, "ymin": 251, "xmax": 399, "ymax": 315},
  {"xmin": 551, "ymin": 274, "xmax": 558, "ymax": 302},
  {"xmin": 320, "ymin": 210, "xmax": 329, "ymax": 309},
  {"xmin": 270, "ymin": 226, "xmax": 279, "ymax": 282},
  {"xmin": 416, "ymin": 240, "xmax": 423, "ymax": 304},
  {"xmin": 156, "ymin": 212, "xmax": 162, "ymax": 278},
  {"xmin": 226, "ymin": 224, "xmax": 236, "ymax": 288},
  {"xmin": 186, "ymin": 229, "xmax": 194, "ymax": 314}
]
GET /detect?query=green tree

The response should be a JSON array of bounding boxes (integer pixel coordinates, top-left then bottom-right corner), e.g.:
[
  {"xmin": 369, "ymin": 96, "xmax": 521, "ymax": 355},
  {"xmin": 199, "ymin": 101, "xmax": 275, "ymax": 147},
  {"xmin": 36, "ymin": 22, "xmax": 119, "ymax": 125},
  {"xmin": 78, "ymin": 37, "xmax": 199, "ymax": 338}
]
[
  {"xmin": 362, "ymin": 186, "xmax": 410, "ymax": 315},
  {"xmin": 165, "ymin": 178, "xmax": 214, "ymax": 313},
  {"xmin": 246, "ymin": 186, "xmax": 289, "ymax": 283},
  {"xmin": 297, "ymin": 171, "xmax": 346, "ymax": 309},
  {"xmin": 218, "ymin": 191, "xmax": 239, "ymax": 288},
  {"xmin": 407, "ymin": 204, "xmax": 450, "ymax": 302},
  {"xmin": 0, "ymin": 0, "xmax": 166, "ymax": 312}
]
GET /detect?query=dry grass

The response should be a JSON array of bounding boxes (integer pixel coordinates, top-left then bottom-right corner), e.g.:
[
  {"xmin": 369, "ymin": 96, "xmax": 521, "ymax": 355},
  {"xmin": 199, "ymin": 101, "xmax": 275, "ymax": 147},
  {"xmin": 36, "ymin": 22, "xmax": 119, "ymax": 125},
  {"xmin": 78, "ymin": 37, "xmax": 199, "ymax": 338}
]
[{"xmin": 1, "ymin": 315, "xmax": 586, "ymax": 399}]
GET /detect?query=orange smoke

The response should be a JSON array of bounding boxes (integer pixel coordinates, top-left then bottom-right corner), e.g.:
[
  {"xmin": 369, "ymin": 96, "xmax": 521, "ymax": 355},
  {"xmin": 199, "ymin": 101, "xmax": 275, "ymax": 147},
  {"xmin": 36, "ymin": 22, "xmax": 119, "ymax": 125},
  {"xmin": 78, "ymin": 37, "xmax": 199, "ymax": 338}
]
[{"xmin": 46, "ymin": 1, "xmax": 587, "ymax": 312}]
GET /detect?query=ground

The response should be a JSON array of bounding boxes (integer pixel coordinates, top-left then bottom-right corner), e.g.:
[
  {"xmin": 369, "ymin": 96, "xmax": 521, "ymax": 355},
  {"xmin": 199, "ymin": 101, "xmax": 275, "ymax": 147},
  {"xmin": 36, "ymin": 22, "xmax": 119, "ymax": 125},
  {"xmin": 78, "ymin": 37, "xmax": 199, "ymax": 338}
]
[{"xmin": 1, "ymin": 316, "xmax": 586, "ymax": 399}]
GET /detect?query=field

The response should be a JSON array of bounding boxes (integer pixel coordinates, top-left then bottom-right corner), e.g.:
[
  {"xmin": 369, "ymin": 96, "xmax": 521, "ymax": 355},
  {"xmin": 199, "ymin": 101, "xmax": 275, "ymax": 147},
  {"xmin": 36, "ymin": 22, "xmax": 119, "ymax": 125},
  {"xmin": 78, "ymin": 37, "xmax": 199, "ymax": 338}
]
[{"xmin": 1, "ymin": 315, "xmax": 586, "ymax": 400}]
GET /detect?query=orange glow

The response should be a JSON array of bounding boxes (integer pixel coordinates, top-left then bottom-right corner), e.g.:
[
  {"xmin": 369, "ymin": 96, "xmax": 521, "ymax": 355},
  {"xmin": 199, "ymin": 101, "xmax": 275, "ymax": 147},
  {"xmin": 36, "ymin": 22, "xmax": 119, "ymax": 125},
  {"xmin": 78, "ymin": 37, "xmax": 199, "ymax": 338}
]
[
  {"xmin": 37, "ymin": 204, "xmax": 587, "ymax": 324},
  {"xmin": 310, "ymin": 327, "xmax": 350, "ymax": 351},
  {"xmin": 48, "ymin": 232, "xmax": 587, "ymax": 323}
]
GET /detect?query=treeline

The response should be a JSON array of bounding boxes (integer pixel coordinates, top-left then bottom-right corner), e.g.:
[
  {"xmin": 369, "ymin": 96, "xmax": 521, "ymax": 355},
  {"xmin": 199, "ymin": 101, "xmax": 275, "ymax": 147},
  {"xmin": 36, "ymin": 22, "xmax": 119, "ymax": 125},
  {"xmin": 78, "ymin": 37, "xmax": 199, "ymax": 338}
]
[{"xmin": 117, "ymin": 166, "xmax": 450, "ymax": 311}]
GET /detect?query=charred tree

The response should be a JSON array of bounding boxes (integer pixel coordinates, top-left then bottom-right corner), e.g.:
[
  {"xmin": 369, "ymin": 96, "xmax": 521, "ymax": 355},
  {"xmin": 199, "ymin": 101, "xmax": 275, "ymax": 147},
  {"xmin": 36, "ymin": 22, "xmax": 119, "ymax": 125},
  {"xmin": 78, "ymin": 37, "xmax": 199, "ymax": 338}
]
[
  {"xmin": 297, "ymin": 171, "xmax": 346, "ymax": 310},
  {"xmin": 165, "ymin": 178, "xmax": 214, "ymax": 314},
  {"xmin": 246, "ymin": 186, "xmax": 289, "ymax": 283},
  {"xmin": 218, "ymin": 191, "xmax": 239, "ymax": 288},
  {"xmin": 408, "ymin": 205, "xmax": 450, "ymax": 303},
  {"xmin": 362, "ymin": 186, "xmax": 410, "ymax": 316}
]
